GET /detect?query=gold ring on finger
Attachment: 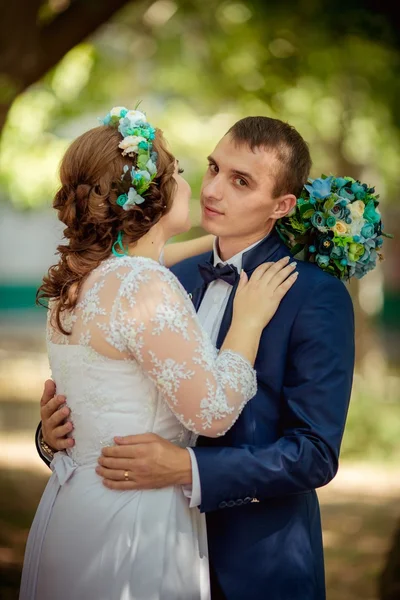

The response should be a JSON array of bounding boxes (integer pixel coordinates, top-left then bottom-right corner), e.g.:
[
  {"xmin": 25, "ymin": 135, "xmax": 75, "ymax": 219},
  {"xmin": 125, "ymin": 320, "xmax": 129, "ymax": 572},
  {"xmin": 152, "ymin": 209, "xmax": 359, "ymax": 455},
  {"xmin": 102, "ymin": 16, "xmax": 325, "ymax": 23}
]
[{"xmin": 124, "ymin": 470, "xmax": 130, "ymax": 481}]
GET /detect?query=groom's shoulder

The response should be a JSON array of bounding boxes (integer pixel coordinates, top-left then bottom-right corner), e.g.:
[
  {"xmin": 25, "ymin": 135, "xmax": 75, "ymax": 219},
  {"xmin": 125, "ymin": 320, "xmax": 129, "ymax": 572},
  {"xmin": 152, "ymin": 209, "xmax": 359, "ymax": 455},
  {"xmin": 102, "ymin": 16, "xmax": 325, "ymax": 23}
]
[
  {"xmin": 295, "ymin": 259, "xmax": 353, "ymax": 306},
  {"xmin": 170, "ymin": 252, "xmax": 209, "ymax": 290}
]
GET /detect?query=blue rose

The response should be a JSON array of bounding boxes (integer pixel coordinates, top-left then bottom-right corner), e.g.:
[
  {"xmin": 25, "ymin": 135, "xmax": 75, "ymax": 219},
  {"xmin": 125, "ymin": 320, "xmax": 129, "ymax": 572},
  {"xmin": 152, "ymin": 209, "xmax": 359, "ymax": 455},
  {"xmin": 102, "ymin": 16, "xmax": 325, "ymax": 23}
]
[
  {"xmin": 311, "ymin": 211, "xmax": 326, "ymax": 229},
  {"xmin": 354, "ymin": 248, "xmax": 377, "ymax": 279},
  {"xmin": 331, "ymin": 246, "xmax": 345, "ymax": 259},
  {"xmin": 316, "ymin": 233, "xmax": 335, "ymax": 255},
  {"xmin": 361, "ymin": 222, "xmax": 374, "ymax": 239},
  {"xmin": 363, "ymin": 200, "xmax": 381, "ymax": 224},
  {"xmin": 329, "ymin": 203, "xmax": 346, "ymax": 220},
  {"xmin": 358, "ymin": 246, "xmax": 370, "ymax": 264},
  {"xmin": 316, "ymin": 254, "xmax": 330, "ymax": 267},
  {"xmin": 351, "ymin": 182, "xmax": 366, "ymax": 200},
  {"xmin": 116, "ymin": 193, "xmax": 128, "ymax": 207},
  {"xmin": 375, "ymin": 237, "xmax": 383, "ymax": 248},
  {"xmin": 334, "ymin": 177, "xmax": 348, "ymax": 189},
  {"xmin": 326, "ymin": 216, "xmax": 337, "ymax": 228},
  {"xmin": 338, "ymin": 188, "xmax": 355, "ymax": 201},
  {"xmin": 304, "ymin": 176, "xmax": 333, "ymax": 200}
]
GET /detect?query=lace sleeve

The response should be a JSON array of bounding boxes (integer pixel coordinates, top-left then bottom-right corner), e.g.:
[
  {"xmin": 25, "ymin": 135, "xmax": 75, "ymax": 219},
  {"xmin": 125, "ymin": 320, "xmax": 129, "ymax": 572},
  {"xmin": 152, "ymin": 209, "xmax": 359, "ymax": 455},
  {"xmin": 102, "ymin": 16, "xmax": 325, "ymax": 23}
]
[{"xmin": 111, "ymin": 264, "xmax": 257, "ymax": 437}]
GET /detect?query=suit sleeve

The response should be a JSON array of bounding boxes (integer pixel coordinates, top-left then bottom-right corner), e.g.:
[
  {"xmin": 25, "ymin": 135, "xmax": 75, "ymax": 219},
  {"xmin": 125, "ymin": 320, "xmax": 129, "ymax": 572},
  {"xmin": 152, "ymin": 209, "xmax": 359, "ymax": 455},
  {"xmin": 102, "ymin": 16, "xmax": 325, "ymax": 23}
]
[
  {"xmin": 192, "ymin": 277, "xmax": 355, "ymax": 513},
  {"xmin": 35, "ymin": 423, "xmax": 53, "ymax": 468}
]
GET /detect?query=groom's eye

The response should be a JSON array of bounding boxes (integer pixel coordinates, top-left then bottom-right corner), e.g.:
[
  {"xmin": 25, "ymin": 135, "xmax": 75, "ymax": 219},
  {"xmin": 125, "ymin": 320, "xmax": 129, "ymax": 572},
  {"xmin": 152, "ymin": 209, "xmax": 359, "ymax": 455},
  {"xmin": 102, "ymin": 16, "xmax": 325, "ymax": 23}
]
[{"xmin": 234, "ymin": 177, "xmax": 247, "ymax": 187}]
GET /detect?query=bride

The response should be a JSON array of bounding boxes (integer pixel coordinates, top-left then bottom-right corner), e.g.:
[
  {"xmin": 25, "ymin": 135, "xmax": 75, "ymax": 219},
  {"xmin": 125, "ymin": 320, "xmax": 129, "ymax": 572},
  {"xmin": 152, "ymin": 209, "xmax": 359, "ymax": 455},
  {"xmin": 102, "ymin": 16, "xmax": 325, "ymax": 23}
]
[{"xmin": 20, "ymin": 107, "xmax": 298, "ymax": 600}]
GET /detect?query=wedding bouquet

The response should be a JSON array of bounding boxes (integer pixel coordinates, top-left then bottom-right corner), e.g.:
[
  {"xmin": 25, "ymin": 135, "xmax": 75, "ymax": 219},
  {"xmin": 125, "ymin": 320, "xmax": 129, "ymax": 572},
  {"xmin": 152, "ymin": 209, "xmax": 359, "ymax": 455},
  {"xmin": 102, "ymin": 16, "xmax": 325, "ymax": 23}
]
[{"xmin": 276, "ymin": 175, "xmax": 392, "ymax": 280}]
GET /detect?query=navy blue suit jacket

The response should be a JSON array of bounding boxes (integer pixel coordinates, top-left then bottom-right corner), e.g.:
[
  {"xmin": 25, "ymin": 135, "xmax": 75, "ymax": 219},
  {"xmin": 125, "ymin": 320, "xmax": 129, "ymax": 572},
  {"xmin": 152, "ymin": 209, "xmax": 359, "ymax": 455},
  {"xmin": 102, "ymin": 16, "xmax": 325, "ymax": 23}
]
[{"xmin": 171, "ymin": 229, "xmax": 355, "ymax": 600}]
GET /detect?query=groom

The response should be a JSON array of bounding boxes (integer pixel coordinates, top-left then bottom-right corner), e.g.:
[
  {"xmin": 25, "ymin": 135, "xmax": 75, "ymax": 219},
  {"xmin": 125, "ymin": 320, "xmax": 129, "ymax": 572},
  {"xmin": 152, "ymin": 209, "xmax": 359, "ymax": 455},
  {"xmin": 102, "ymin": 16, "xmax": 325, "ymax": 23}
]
[{"xmin": 37, "ymin": 116, "xmax": 355, "ymax": 600}]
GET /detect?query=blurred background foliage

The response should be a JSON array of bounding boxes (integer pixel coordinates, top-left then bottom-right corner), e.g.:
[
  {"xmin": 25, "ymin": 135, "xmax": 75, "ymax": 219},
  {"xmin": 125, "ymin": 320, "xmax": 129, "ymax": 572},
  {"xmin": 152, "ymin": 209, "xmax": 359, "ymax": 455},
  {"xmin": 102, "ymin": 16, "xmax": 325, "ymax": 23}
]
[
  {"xmin": 1, "ymin": 0, "xmax": 400, "ymax": 208},
  {"xmin": 1, "ymin": 2, "xmax": 400, "ymax": 598},
  {"xmin": 1, "ymin": 0, "xmax": 400, "ymax": 456}
]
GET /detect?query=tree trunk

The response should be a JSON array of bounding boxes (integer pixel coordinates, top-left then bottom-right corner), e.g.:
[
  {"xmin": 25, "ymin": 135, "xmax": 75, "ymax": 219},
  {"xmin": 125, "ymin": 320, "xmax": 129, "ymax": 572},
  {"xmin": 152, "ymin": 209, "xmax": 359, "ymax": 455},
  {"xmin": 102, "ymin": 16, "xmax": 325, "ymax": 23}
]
[{"xmin": 0, "ymin": 0, "xmax": 132, "ymax": 134}]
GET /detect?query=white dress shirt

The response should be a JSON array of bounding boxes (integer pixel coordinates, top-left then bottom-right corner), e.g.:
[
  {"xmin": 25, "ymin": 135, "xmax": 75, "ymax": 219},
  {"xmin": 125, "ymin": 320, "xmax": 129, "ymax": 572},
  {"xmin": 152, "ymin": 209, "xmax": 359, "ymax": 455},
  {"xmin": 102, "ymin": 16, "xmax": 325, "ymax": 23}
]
[{"xmin": 184, "ymin": 235, "xmax": 267, "ymax": 508}]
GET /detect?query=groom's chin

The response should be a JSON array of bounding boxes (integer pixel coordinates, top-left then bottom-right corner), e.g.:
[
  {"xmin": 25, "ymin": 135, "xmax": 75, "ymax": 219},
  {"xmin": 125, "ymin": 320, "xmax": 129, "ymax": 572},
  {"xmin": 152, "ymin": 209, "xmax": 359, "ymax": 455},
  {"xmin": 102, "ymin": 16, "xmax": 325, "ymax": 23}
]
[{"xmin": 200, "ymin": 213, "xmax": 220, "ymax": 236}]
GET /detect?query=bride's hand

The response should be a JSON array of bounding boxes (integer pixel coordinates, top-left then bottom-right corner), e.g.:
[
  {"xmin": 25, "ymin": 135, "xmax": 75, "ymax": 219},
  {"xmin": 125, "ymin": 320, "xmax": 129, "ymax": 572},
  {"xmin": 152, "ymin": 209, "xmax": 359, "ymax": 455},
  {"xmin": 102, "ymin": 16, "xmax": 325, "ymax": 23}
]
[{"xmin": 233, "ymin": 256, "xmax": 298, "ymax": 332}]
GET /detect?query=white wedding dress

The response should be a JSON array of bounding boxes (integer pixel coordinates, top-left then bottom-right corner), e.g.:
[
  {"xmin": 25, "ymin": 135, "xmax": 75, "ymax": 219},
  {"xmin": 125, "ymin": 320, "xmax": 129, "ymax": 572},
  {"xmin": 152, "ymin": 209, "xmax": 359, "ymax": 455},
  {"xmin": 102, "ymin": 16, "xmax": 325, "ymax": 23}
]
[{"xmin": 20, "ymin": 255, "xmax": 257, "ymax": 600}]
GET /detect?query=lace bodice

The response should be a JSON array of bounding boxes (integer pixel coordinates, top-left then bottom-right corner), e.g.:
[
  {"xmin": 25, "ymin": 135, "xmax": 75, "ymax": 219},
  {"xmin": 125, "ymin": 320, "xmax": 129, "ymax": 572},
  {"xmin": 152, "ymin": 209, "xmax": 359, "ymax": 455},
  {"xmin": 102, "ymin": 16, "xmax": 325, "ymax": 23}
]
[{"xmin": 47, "ymin": 256, "xmax": 257, "ymax": 464}]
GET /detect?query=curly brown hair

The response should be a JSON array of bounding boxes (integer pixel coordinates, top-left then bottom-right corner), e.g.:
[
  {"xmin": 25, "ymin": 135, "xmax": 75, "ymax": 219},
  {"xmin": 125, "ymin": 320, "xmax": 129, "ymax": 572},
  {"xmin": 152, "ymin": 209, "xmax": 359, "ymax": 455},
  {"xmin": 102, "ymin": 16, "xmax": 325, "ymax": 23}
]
[{"xmin": 37, "ymin": 125, "xmax": 176, "ymax": 335}]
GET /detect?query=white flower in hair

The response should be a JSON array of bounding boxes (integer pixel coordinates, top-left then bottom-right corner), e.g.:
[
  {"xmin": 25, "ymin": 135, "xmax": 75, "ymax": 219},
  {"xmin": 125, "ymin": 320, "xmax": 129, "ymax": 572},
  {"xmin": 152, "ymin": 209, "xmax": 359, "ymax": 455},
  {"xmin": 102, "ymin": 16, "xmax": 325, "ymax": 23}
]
[
  {"xmin": 146, "ymin": 159, "xmax": 157, "ymax": 176},
  {"xmin": 123, "ymin": 187, "xmax": 145, "ymax": 209},
  {"xmin": 125, "ymin": 110, "xmax": 147, "ymax": 124},
  {"xmin": 110, "ymin": 106, "xmax": 128, "ymax": 118},
  {"xmin": 118, "ymin": 135, "xmax": 147, "ymax": 156}
]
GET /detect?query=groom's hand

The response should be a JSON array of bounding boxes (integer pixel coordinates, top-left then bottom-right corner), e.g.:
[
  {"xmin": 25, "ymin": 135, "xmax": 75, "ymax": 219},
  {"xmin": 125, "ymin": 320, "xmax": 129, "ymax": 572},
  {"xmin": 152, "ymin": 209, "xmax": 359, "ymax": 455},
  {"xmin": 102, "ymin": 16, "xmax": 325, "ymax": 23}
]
[
  {"xmin": 40, "ymin": 380, "xmax": 74, "ymax": 451},
  {"xmin": 97, "ymin": 434, "xmax": 193, "ymax": 491}
]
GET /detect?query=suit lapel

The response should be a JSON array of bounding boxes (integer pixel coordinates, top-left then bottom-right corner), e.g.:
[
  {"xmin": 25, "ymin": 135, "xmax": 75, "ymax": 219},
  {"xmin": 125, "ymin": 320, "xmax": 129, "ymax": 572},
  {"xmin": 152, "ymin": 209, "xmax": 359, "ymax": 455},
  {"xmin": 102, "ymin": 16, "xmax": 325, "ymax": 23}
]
[
  {"xmin": 191, "ymin": 283, "xmax": 208, "ymax": 311},
  {"xmin": 190, "ymin": 250, "xmax": 214, "ymax": 311},
  {"xmin": 216, "ymin": 281, "xmax": 239, "ymax": 350}
]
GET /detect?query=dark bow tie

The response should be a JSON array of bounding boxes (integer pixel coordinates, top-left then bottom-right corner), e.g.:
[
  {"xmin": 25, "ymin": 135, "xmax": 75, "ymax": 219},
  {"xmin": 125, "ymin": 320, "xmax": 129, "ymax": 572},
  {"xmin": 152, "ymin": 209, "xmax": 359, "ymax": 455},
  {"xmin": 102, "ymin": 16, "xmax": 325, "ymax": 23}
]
[{"xmin": 198, "ymin": 261, "xmax": 240, "ymax": 286}]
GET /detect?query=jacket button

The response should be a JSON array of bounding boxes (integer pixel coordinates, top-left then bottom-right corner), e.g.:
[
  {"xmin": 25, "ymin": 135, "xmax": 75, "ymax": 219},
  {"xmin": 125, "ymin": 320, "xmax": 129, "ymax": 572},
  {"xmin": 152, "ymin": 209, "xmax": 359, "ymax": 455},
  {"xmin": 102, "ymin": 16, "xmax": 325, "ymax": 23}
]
[{"xmin": 219, "ymin": 501, "xmax": 228, "ymax": 509}]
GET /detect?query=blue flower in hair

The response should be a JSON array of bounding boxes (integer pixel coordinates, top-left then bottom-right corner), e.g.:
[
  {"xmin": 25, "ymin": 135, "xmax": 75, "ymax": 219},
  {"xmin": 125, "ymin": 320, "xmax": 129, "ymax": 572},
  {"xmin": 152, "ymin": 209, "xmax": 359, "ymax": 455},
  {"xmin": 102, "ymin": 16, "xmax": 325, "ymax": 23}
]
[
  {"xmin": 146, "ymin": 159, "xmax": 157, "ymax": 176},
  {"xmin": 123, "ymin": 187, "xmax": 145, "ymax": 209},
  {"xmin": 136, "ymin": 169, "xmax": 151, "ymax": 181}
]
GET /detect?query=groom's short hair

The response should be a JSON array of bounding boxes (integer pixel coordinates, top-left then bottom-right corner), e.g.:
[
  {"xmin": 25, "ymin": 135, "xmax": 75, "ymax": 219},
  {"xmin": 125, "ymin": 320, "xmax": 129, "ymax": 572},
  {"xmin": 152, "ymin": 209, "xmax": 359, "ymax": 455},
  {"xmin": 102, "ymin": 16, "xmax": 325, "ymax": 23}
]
[{"xmin": 227, "ymin": 117, "xmax": 312, "ymax": 199}]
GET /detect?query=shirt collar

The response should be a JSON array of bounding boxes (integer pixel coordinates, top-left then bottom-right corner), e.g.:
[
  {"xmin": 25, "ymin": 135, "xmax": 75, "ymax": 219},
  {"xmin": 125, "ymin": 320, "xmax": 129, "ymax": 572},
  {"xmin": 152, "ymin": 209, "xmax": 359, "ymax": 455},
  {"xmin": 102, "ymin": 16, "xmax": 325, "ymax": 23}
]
[{"xmin": 213, "ymin": 234, "xmax": 269, "ymax": 270}]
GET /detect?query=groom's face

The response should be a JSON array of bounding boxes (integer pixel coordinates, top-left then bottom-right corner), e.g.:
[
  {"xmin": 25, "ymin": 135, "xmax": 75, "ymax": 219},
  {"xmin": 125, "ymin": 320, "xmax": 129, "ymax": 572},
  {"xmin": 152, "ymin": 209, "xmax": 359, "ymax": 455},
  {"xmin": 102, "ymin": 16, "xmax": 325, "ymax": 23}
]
[{"xmin": 200, "ymin": 133, "xmax": 295, "ymax": 240}]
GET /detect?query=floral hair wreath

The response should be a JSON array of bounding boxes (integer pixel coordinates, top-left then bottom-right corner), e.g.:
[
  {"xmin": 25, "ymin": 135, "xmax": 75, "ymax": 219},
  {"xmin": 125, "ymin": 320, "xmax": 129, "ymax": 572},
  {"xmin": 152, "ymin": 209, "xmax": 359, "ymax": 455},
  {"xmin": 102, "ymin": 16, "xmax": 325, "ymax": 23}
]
[
  {"xmin": 100, "ymin": 105, "xmax": 158, "ymax": 257},
  {"xmin": 100, "ymin": 106, "xmax": 158, "ymax": 210},
  {"xmin": 276, "ymin": 175, "xmax": 392, "ymax": 281}
]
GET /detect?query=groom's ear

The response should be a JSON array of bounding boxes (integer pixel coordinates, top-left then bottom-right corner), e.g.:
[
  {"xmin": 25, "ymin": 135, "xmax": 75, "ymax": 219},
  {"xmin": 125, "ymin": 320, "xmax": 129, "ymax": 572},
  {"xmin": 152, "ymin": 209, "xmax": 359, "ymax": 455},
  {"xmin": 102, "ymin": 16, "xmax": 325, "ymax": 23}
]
[{"xmin": 272, "ymin": 194, "xmax": 297, "ymax": 220}]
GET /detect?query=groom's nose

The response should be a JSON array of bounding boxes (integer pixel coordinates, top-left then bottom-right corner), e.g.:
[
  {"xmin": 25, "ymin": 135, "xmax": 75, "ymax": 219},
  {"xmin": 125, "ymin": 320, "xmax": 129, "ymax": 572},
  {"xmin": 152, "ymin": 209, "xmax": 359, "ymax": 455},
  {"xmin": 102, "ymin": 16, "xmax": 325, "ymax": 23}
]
[{"xmin": 202, "ymin": 174, "xmax": 224, "ymax": 202}]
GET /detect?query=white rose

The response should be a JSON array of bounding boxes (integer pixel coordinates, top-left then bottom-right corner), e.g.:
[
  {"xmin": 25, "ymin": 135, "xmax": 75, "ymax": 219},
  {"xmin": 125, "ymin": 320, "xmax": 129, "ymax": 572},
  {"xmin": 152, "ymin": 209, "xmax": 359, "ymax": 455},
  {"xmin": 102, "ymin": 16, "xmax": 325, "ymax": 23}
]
[
  {"xmin": 110, "ymin": 106, "xmax": 128, "ymax": 117},
  {"xmin": 125, "ymin": 110, "xmax": 147, "ymax": 124},
  {"xmin": 333, "ymin": 221, "xmax": 349, "ymax": 236},
  {"xmin": 348, "ymin": 216, "xmax": 363, "ymax": 237},
  {"xmin": 349, "ymin": 200, "xmax": 365, "ymax": 219},
  {"xmin": 118, "ymin": 135, "xmax": 146, "ymax": 156}
]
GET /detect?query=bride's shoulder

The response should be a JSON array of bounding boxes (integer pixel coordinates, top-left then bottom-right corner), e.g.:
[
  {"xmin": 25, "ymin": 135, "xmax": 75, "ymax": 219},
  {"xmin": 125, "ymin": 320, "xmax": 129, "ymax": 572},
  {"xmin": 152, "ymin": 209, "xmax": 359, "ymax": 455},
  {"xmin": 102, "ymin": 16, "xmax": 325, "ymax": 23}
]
[
  {"xmin": 96, "ymin": 256, "xmax": 191, "ymax": 316},
  {"xmin": 98, "ymin": 255, "xmax": 179, "ymax": 289}
]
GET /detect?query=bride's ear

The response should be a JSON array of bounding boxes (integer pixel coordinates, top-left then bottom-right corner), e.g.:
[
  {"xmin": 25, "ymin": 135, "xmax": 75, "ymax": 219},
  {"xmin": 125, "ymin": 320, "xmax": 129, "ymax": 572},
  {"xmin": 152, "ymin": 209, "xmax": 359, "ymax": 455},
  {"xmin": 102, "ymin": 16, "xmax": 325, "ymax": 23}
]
[{"xmin": 272, "ymin": 194, "xmax": 297, "ymax": 220}]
